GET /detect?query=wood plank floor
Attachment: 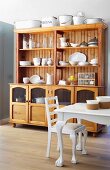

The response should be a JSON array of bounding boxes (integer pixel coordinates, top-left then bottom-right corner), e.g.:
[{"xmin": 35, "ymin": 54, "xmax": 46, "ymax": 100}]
[{"xmin": 0, "ymin": 124, "xmax": 110, "ymax": 170}]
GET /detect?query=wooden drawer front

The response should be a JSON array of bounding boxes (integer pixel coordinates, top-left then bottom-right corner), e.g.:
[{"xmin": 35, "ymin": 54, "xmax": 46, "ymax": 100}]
[
  {"xmin": 12, "ymin": 105, "xmax": 27, "ymax": 121},
  {"xmin": 29, "ymin": 105, "xmax": 46, "ymax": 125}
]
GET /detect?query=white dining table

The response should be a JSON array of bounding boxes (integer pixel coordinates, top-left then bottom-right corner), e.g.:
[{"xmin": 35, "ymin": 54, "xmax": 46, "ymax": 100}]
[{"xmin": 54, "ymin": 103, "xmax": 110, "ymax": 167}]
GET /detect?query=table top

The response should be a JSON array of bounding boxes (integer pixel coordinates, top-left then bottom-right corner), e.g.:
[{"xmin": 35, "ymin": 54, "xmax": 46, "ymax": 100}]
[{"xmin": 55, "ymin": 103, "xmax": 110, "ymax": 117}]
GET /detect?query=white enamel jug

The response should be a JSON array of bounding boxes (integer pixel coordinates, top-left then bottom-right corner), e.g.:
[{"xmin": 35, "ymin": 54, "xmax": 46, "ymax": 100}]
[{"xmin": 46, "ymin": 73, "xmax": 53, "ymax": 85}]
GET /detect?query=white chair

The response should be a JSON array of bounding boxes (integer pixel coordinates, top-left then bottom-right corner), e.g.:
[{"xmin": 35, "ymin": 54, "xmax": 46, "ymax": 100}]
[{"xmin": 45, "ymin": 96, "xmax": 87, "ymax": 165}]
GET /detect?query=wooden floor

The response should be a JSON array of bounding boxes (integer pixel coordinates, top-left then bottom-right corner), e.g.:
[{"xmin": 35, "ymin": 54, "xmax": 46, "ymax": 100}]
[{"xmin": 0, "ymin": 124, "xmax": 110, "ymax": 170}]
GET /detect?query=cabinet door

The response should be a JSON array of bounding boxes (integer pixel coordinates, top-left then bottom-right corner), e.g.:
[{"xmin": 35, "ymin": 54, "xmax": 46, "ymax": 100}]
[
  {"xmin": 10, "ymin": 84, "xmax": 28, "ymax": 124},
  {"xmin": 29, "ymin": 85, "xmax": 47, "ymax": 126},
  {"xmin": 75, "ymin": 87, "xmax": 98, "ymax": 103},
  {"xmin": 53, "ymin": 86, "xmax": 74, "ymax": 105}
]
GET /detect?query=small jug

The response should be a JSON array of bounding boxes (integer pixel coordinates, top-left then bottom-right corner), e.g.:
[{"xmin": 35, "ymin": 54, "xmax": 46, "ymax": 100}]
[
  {"xmin": 46, "ymin": 73, "xmax": 53, "ymax": 85},
  {"xmin": 42, "ymin": 58, "xmax": 47, "ymax": 66},
  {"xmin": 47, "ymin": 58, "xmax": 53, "ymax": 66}
]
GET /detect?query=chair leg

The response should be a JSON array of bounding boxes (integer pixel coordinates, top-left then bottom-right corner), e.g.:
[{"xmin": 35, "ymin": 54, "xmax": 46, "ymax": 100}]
[
  {"xmin": 82, "ymin": 129, "xmax": 87, "ymax": 155},
  {"xmin": 76, "ymin": 131, "xmax": 82, "ymax": 151},
  {"xmin": 46, "ymin": 131, "xmax": 52, "ymax": 157},
  {"xmin": 70, "ymin": 132, "xmax": 77, "ymax": 164}
]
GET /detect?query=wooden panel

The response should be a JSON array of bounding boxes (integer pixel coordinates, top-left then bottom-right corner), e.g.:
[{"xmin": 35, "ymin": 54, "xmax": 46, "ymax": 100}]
[
  {"xmin": 29, "ymin": 105, "xmax": 46, "ymax": 126},
  {"xmin": 12, "ymin": 105, "xmax": 27, "ymax": 121}
]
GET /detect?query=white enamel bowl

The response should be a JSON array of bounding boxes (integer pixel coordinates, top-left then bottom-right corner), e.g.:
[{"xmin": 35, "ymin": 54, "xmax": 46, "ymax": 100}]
[{"xmin": 20, "ymin": 61, "xmax": 31, "ymax": 66}]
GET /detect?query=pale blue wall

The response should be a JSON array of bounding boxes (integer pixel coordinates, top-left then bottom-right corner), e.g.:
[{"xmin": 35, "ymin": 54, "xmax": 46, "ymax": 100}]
[{"xmin": 0, "ymin": 22, "xmax": 14, "ymax": 120}]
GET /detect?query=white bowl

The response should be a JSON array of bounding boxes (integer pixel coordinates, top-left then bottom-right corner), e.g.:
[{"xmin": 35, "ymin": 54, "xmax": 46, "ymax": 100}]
[
  {"xmin": 15, "ymin": 20, "xmax": 41, "ymax": 29},
  {"xmin": 23, "ymin": 77, "xmax": 30, "ymax": 84},
  {"xmin": 20, "ymin": 61, "xmax": 31, "ymax": 66},
  {"xmin": 78, "ymin": 61, "xmax": 89, "ymax": 66},
  {"xmin": 84, "ymin": 18, "xmax": 103, "ymax": 24},
  {"xmin": 69, "ymin": 61, "xmax": 78, "ymax": 66},
  {"xmin": 86, "ymin": 100, "xmax": 99, "ymax": 104},
  {"xmin": 59, "ymin": 61, "xmax": 68, "ymax": 66},
  {"xmin": 70, "ymin": 43, "xmax": 79, "ymax": 47},
  {"xmin": 90, "ymin": 61, "xmax": 98, "ymax": 65},
  {"xmin": 96, "ymin": 96, "xmax": 110, "ymax": 102},
  {"xmin": 58, "ymin": 80, "xmax": 66, "ymax": 85}
]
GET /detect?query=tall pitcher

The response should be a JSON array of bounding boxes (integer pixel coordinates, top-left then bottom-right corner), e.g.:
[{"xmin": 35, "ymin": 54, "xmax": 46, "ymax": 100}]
[{"xmin": 46, "ymin": 73, "xmax": 53, "ymax": 85}]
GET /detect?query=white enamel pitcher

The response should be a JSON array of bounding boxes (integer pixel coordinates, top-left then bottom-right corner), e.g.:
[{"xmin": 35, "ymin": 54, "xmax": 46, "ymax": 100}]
[{"xmin": 46, "ymin": 73, "xmax": 53, "ymax": 85}]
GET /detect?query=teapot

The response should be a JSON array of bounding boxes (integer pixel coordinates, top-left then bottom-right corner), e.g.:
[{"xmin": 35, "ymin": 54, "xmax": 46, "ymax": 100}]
[{"xmin": 46, "ymin": 73, "xmax": 53, "ymax": 85}]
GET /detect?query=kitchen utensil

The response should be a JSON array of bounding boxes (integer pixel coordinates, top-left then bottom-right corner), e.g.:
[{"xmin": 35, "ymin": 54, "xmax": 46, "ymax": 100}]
[
  {"xmin": 69, "ymin": 61, "xmax": 78, "ymax": 66},
  {"xmin": 15, "ymin": 20, "xmax": 41, "ymax": 29},
  {"xmin": 78, "ymin": 61, "xmax": 89, "ymax": 66},
  {"xmin": 41, "ymin": 58, "xmax": 47, "ymax": 66},
  {"xmin": 47, "ymin": 58, "xmax": 53, "ymax": 66},
  {"xmin": 30, "ymin": 75, "xmax": 40, "ymax": 84},
  {"xmin": 46, "ymin": 73, "xmax": 53, "ymax": 85},
  {"xmin": 84, "ymin": 18, "xmax": 103, "ymax": 24},
  {"xmin": 34, "ymin": 97, "xmax": 45, "ymax": 104},
  {"xmin": 19, "ymin": 61, "xmax": 31, "ymax": 66},
  {"xmin": 33, "ymin": 57, "xmax": 41, "ymax": 66},
  {"xmin": 23, "ymin": 77, "xmax": 30, "ymax": 84},
  {"xmin": 96, "ymin": 96, "xmax": 110, "ymax": 109},
  {"xmin": 73, "ymin": 16, "xmax": 85, "ymax": 25},
  {"xmin": 79, "ymin": 41, "xmax": 88, "ymax": 47},
  {"xmin": 58, "ymin": 80, "xmax": 66, "ymax": 85},
  {"xmin": 69, "ymin": 52, "xmax": 86, "ymax": 63},
  {"xmin": 70, "ymin": 43, "xmax": 79, "ymax": 47},
  {"xmin": 41, "ymin": 16, "xmax": 57, "ymax": 27},
  {"xmin": 59, "ymin": 15, "xmax": 73, "ymax": 26},
  {"xmin": 96, "ymin": 96, "xmax": 110, "ymax": 102},
  {"xmin": 59, "ymin": 61, "xmax": 68, "ymax": 66}
]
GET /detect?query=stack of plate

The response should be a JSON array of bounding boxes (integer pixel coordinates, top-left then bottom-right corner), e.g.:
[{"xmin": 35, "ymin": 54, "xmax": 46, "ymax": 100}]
[{"xmin": 88, "ymin": 37, "xmax": 98, "ymax": 46}]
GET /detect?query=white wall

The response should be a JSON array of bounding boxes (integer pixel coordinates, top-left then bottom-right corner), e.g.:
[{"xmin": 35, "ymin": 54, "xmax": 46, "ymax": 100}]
[{"xmin": 0, "ymin": 0, "xmax": 110, "ymax": 93}]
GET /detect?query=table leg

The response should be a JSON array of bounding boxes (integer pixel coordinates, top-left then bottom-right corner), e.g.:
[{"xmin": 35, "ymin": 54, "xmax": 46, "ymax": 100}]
[
  {"xmin": 76, "ymin": 119, "xmax": 82, "ymax": 151},
  {"xmin": 55, "ymin": 121, "xmax": 65, "ymax": 167}
]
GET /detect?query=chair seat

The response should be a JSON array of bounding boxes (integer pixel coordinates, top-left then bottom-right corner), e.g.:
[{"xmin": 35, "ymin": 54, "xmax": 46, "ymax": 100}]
[{"xmin": 51, "ymin": 123, "xmax": 85, "ymax": 134}]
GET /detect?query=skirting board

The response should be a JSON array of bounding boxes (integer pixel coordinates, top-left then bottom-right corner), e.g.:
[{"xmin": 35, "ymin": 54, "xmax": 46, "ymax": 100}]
[{"xmin": 0, "ymin": 118, "xmax": 9, "ymax": 125}]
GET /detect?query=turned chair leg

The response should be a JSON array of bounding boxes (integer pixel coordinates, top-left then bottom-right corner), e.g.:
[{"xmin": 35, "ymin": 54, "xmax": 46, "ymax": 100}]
[
  {"xmin": 70, "ymin": 132, "xmax": 77, "ymax": 164},
  {"xmin": 82, "ymin": 129, "xmax": 87, "ymax": 155},
  {"xmin": 46, "ymin": 131, "xmax": 52, "ymax": 157}
]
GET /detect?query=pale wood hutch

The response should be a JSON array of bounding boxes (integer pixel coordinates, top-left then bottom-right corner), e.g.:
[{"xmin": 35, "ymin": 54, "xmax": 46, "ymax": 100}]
[{"xmin": 10, "ymin": 23, "xmax": 107, "ymax": 135}]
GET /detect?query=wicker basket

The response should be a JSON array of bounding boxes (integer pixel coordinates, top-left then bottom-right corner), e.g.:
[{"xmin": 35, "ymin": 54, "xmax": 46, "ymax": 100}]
[
  {"xmin": 86, "ymin": 104, "xmax": 99, "ymax": 110},
  {"xmin": 99, "ymin": 102, "xmax": 110, "ymax": 109}
]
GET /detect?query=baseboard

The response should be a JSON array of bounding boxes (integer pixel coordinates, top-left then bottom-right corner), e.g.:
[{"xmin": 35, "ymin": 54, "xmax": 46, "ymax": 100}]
[{"xmin": 0, "ymin": 118, "xmax": 9, "ymax": 125}]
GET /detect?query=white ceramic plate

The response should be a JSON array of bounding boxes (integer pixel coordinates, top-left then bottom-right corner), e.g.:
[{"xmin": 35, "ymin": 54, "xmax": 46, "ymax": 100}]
[
  {"xmin": 30, "ymin": 75, "xmax": 40, "ymax": 84},
  {"xmin": 69, "ymin": 52, "xmax": 86, "ymax": 62}
]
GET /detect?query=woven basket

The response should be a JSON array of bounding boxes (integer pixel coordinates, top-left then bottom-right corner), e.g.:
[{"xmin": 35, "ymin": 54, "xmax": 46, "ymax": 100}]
[
  {"xmin": 86, "ymin": 104, "xmax": 99, "ymax": 110},
  {"xmin": 99, "ymin": 102, "xmax": 110, "ymax": 109}
]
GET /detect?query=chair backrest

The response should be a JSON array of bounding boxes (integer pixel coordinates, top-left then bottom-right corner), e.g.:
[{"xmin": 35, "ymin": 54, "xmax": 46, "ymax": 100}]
[{"xmin": 45, "ymin": 96, "xmax": 59, "ymax": 129}]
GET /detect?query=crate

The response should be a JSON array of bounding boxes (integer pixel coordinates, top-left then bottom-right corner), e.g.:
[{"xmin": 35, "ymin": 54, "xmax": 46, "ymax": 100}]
[{"xmin": 78, "ymin": 72, "xmax": 97, "ymax": 86}]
